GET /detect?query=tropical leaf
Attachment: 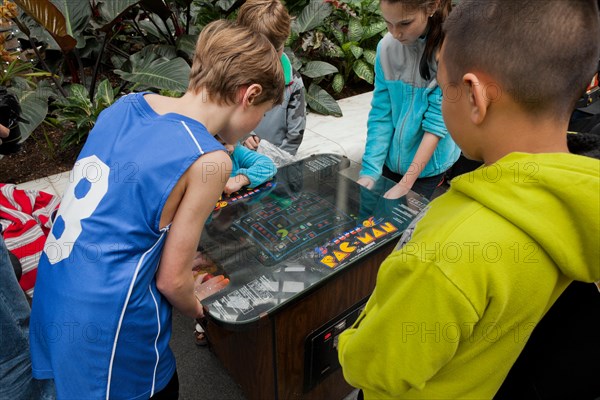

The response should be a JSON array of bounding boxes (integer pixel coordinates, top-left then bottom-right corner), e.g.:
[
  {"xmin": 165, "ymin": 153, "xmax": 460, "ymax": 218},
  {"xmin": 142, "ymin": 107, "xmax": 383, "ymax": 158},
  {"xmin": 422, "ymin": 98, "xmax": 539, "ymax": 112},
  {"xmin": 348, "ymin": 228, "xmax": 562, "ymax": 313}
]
[
  {"xmin": 285, "ymin": 50, "xmax": 303, "ymax": 71},
  {"xmin": 331, "ymin": 26, "xmax": 345, "ymax": 45},
  {"xmin": 146, "ymin": 44, "xmax": 178, "ymax": 59},
  {"xmin": 13, "ymin": 0, "xmax": 77, "ymax": 52},
  {"xmin": 96, "ymin": 0, "xmax": 140, "ymax": 29},
  {"xmin": 349, "ymin": 44, "xmax": 363, "ymax": 59},
  {"xmin": 54, "ymin": 84, "xmax": 90, "ymax": 109},
  {"xmin": 94, "ymin": 79, "xmax": 115, "ymax": 109},
  {"xmin": 341, "ymin": 41, "xmax": 358, "ymax": 53},
  {"xmin": 177, "ymin": 34, "xmax": 198, "ymax": 59},
  {"xmin": 306, "ymin": 83, "xmax": 342, "ymax": 117},
  {"xmin": 137, "ymin": 17, "xmax": 170, "ymax": 40},
  {"xmin": 51, "ymin": 0, "xmax": 92, "ymax": 38},
  {"xmin": 364, "ymin": 0, "xmax": 380, "ymax": 14},
  {"xmin": 215, "ymin": 0, "xmax": 237, "ymax": 11},
  {"xmin": 347, "ymin": 18, "xmax": 363, "ymax": 43},
  {"xmin": 363, "ymin": 49, "xmax": 376, "ymax": 65},
  {"xmin": 78, "ymin": 35, "xmax": 104, "ymax": 58},
  {"xmin": 332, "ymin": 73, "xmax": 344, "ymax": 94},
  {"xmin": 115, "ymin": 57, "xmax": 191, "ymax": 92},
  {"xmin": 363, "ymin": 21, "xmax": 387, "ymax": 39},
  {"xmin": 301, "ymin": 61, "xmax": 338, "ymax": 78},
  {"xmin": 324, "ymin": 44, "xmax": 344, "ymax": 58},
  {"xmin": 17, "ymin": 14, "xmax": 58, "ymax": 50},
  {"xmin": 10, "ymin": 82, "xmax": 53, "ymax": 142},
  {"xmin": 111, "ymin": 54, "xmax": 127, "ymax": 69},
  {"xmin": 352, "ymin": 59, "xmax": 374, "ymax": 84},
  {"xmin": 292, "ymin": 0, "xmax": 332, "ymax": 34}
]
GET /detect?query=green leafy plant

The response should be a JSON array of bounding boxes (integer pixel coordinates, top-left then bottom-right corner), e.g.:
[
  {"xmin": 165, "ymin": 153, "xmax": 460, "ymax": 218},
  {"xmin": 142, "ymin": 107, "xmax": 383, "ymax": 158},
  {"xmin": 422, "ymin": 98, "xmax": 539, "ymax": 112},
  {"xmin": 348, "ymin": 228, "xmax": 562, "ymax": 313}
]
[
  {"xmin": 190, "ymin": 0, "xmax": 240, "ymax": 29},
  {"xmin": 9, "ymin": 77, "xmax": 54, "ymax": 142},
  {"xmin": 49, "ymin": 79, "xmax": 116, "ymax": 148},
  {"xmin": 11, "ymin": 0, "xmax": 195, "ymax": 94},
  {"xmin": 288, "ymin": 0, "xmax": 341, "ymax": 116},
  {"xmin": 115, "ymin": 44, "xmax": 191, "ymax": 92},
  {"xmin": 323, "ymin": 0, "xmax": 386, "ymax": 92},
  {"xmin": 2, "ymin": 0, "xmax": 203, "ymax": 149},
  {"xmin": 0, "ymin": 57, "xmax": 51, "ymax": 85},
  {"xmin": 288, "ymin": 0, "xmax": 385, "ymax": 115}
]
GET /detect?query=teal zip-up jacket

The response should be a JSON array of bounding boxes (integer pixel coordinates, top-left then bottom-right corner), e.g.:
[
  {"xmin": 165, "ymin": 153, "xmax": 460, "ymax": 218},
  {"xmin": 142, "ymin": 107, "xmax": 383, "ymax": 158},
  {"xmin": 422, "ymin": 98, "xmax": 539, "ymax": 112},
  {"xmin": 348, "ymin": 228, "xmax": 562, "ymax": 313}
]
[
  {"xmin": 360, "ymin": 33, "xmax": 460, "ymax": 181},
  {"xmin": 231, "ymin": 144, "xmax": 277, "ymax": 188}
]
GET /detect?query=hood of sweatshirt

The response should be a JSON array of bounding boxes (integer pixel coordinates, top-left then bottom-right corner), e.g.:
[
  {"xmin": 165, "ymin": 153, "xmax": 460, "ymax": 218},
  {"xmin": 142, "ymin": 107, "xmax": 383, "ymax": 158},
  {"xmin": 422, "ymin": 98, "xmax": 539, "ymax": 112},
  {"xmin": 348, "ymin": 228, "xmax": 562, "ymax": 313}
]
[{"xmin": 450, "ymin": 152, "xmax": 599, "ymax": 282}]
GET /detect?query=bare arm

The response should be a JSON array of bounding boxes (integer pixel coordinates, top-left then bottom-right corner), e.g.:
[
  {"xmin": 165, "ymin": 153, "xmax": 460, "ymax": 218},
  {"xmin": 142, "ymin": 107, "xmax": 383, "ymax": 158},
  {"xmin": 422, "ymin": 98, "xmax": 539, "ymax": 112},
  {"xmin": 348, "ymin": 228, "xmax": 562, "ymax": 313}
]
[
  {"xmin": 0, "ymin": 123, "xmax": 9, "ymax": 140},
  {"xmin": 224, "ymin": 174, "xmax": 250, "ymax": 195},
  {"xmin": 156, "ymin": 151, "xmax": 232, "ymax": 319},
  {"xmin": 384, "ymin": 132, "xmax": 440, "ymax": 199}
]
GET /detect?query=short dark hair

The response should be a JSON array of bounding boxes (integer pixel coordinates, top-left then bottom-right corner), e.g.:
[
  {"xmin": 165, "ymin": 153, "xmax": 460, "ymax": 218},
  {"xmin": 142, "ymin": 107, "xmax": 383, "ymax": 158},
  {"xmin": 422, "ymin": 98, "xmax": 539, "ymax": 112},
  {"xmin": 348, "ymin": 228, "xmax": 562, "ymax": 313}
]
[{"xmin": 442, "ymin": 0, "xmax": 600, "ymax": 118}]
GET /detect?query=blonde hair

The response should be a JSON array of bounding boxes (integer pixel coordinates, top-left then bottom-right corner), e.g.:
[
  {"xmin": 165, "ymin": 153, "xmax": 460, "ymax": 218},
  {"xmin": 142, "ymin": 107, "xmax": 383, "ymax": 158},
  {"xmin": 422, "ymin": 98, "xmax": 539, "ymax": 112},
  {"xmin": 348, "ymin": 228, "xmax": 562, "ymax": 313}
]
[
  {"xmin": 188, "ymin": 20, "xmax": 284, "ymax": 105},
  {"xmin": 237, "ymin": 0, "xmax": 291, "ymax": 50}
]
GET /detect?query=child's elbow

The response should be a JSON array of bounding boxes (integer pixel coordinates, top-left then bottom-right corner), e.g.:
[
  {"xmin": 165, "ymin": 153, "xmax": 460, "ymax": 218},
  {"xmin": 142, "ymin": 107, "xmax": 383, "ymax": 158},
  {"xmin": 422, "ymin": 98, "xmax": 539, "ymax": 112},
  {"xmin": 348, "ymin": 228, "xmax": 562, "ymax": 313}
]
[{"xmin": 156, "ymin": 274, "xmax": 185, "ymax": 298}]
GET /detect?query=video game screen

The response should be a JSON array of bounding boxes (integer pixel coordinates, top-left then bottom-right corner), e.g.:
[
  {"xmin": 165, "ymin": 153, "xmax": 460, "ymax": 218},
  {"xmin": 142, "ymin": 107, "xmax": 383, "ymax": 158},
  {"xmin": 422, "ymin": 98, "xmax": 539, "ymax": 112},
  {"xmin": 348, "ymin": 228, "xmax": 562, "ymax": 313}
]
[
  {"xmin": 197, "ymin": 154, "xmax": 429, "ymax": 323},
  {"xmin": 231, "ymin": 190, "xmax": 358, "ymax": 264}
]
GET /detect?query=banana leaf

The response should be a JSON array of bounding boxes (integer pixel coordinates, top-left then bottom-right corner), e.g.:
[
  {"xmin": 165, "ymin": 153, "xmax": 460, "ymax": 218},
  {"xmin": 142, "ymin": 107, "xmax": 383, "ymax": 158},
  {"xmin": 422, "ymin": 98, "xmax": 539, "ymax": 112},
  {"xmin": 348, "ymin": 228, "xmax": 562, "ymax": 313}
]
[{"xmin": 13, "ymin": 0, "xmax": 77, "ymax": 52}]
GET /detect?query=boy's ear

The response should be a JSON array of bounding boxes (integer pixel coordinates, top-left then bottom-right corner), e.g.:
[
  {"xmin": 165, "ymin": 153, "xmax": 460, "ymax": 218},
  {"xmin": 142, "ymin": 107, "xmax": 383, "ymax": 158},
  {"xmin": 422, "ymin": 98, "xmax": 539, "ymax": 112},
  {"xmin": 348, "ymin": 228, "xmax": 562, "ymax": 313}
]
[
  {"xmin": 242, "ymin": 84, "xmax": 263, "ymax": 108},
  {"xmin": 463, "ymin": 73, "xmax": 490, "ymax": 126}
]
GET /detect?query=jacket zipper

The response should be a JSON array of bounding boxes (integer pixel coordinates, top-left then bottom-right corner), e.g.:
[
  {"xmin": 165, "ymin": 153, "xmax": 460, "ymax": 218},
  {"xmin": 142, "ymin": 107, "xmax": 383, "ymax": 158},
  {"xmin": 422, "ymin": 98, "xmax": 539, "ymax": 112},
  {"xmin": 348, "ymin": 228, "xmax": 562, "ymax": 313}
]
[{"xmin": 396, "ymin": 46, "xmax": 420, "ymax": 175}]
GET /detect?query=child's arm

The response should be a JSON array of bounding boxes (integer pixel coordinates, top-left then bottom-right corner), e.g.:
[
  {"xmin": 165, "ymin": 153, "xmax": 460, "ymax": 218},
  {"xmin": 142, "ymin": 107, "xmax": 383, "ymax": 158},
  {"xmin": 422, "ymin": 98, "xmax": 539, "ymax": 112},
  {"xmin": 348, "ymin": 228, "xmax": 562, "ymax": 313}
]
[
  {"xmin": 0, "ymin": 123, "xmax": 9, "ymax": 138},
  {"xmin": 225, "ymin": 145, "xmax": 277, "ymax": 194},
  {"xmin": 280, "ymin": 74, "xmax": 306, "ymax": 156},
  {"xmin": 156, "ymin": 151, "xmax": 232, "ymax": 319},
  {"xmin": 384, "ymin": 133, "xmax": 440, "ymax": 198},
  {"xmin": 384, "ymin": 85, "xmax": 448, "ymax": 198},
  {"xmin": 358, "ymin": 48, "xmax": 395, "ymax": 187}
]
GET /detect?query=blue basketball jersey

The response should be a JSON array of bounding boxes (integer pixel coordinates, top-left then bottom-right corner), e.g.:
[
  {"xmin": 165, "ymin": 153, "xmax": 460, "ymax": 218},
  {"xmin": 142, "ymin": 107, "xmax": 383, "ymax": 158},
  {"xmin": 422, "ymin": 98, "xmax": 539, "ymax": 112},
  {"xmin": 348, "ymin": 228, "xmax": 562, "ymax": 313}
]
[{"xmin": 30, "ymin": 93, "xmax": 225, "ymax": 399}]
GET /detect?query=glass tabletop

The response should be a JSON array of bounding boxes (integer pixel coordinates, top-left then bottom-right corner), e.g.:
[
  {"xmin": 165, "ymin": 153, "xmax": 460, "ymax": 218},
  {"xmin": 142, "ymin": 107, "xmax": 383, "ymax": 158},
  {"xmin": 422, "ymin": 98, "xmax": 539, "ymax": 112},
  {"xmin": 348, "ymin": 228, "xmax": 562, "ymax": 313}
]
[{"xmin": 197, "ymin": 153, "xmax": 429, "ymax": 326}]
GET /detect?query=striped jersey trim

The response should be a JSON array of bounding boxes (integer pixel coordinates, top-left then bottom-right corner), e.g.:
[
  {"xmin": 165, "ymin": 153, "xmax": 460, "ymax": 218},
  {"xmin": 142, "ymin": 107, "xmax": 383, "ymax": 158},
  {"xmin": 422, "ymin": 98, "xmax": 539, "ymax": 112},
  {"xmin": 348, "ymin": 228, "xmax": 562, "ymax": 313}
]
[
  {"xmin": 180, "ymin": 121, "xmax": 204, "ymax": 154},
  {"xmin": 105, "ymin": 231, "xmax": 167, "ymax": 399}
]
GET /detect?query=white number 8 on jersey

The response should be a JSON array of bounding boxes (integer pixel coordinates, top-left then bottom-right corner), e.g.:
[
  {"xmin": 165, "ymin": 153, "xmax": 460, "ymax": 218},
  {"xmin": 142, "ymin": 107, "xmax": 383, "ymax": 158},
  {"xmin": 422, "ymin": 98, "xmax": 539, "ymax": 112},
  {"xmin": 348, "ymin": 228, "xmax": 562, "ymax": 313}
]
[{"xmin": 45, "ymin": 155, "xmax": 110, "ymax": 264}]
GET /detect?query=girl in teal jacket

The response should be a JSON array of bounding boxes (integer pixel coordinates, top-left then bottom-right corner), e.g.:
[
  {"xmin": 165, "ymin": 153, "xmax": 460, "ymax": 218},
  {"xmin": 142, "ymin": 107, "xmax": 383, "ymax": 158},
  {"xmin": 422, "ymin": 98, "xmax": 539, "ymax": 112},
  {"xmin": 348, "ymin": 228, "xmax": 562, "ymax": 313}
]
[{"xmin": 357, "ymin": 0, "xmax": 460, "ymax": 199}]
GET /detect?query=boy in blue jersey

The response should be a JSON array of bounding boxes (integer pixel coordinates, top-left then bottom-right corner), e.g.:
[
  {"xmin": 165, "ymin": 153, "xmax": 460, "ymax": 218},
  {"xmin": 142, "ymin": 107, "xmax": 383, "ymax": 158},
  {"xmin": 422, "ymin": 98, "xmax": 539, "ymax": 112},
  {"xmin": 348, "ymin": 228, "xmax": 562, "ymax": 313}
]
[{"xmin": 29, "ymin": 20, "xmax": 284, "ymax": 399}]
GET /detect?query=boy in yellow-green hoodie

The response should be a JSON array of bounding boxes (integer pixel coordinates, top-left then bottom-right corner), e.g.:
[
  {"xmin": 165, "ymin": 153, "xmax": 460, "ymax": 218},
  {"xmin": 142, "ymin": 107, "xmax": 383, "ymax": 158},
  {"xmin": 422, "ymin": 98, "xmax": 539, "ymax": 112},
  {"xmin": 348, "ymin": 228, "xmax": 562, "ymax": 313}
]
[{"xmin": 337, "ymin": 1, "xmax": 600, "ymax": 398}]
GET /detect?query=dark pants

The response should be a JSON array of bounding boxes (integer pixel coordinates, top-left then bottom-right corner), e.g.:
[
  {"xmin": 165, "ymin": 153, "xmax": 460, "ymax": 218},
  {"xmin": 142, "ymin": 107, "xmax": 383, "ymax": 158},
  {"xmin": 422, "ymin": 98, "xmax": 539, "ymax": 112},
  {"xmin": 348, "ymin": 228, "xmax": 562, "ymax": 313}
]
[
  {"xmin": 382, "ymin": 165, "xmax": 444, "ymax": 200},
  {"xmin": 151, "ymin": 370, "xmax": 179, "ymax": 399}
]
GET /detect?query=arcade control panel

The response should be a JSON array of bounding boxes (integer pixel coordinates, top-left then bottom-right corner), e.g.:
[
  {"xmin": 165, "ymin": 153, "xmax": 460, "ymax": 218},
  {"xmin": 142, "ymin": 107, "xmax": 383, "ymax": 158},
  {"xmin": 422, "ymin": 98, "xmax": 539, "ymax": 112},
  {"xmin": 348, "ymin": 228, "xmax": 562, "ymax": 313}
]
[{"xmin": 303, "ymin": 297, "xmax": 368, "ymax": 392}]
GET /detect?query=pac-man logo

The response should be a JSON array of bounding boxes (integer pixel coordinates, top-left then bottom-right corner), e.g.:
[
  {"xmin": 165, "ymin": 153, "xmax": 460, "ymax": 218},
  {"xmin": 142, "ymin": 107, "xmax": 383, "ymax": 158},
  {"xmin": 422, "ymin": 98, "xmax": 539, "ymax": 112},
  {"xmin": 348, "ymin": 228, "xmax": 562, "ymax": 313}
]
[{"xmin": 319, "ymin": 219, "xmax": 399, "ymax": 269}]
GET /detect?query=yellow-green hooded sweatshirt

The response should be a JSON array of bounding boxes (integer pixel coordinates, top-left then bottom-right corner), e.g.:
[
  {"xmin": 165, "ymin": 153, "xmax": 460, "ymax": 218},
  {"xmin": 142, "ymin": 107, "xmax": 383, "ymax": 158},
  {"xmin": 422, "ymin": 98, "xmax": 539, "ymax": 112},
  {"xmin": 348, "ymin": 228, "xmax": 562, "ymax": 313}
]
[{"xmin": 338, "ymin": 152, "xmax": 600, "ymax": 399}]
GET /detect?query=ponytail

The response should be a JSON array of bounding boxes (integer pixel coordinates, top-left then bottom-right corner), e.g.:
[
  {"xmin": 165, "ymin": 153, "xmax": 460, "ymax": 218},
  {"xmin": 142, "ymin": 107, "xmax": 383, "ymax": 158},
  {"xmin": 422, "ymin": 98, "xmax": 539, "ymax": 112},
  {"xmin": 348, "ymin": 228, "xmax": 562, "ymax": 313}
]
[{"xmin": 419, "ymin": 0, "xmax": 452, "ymax": 80}]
